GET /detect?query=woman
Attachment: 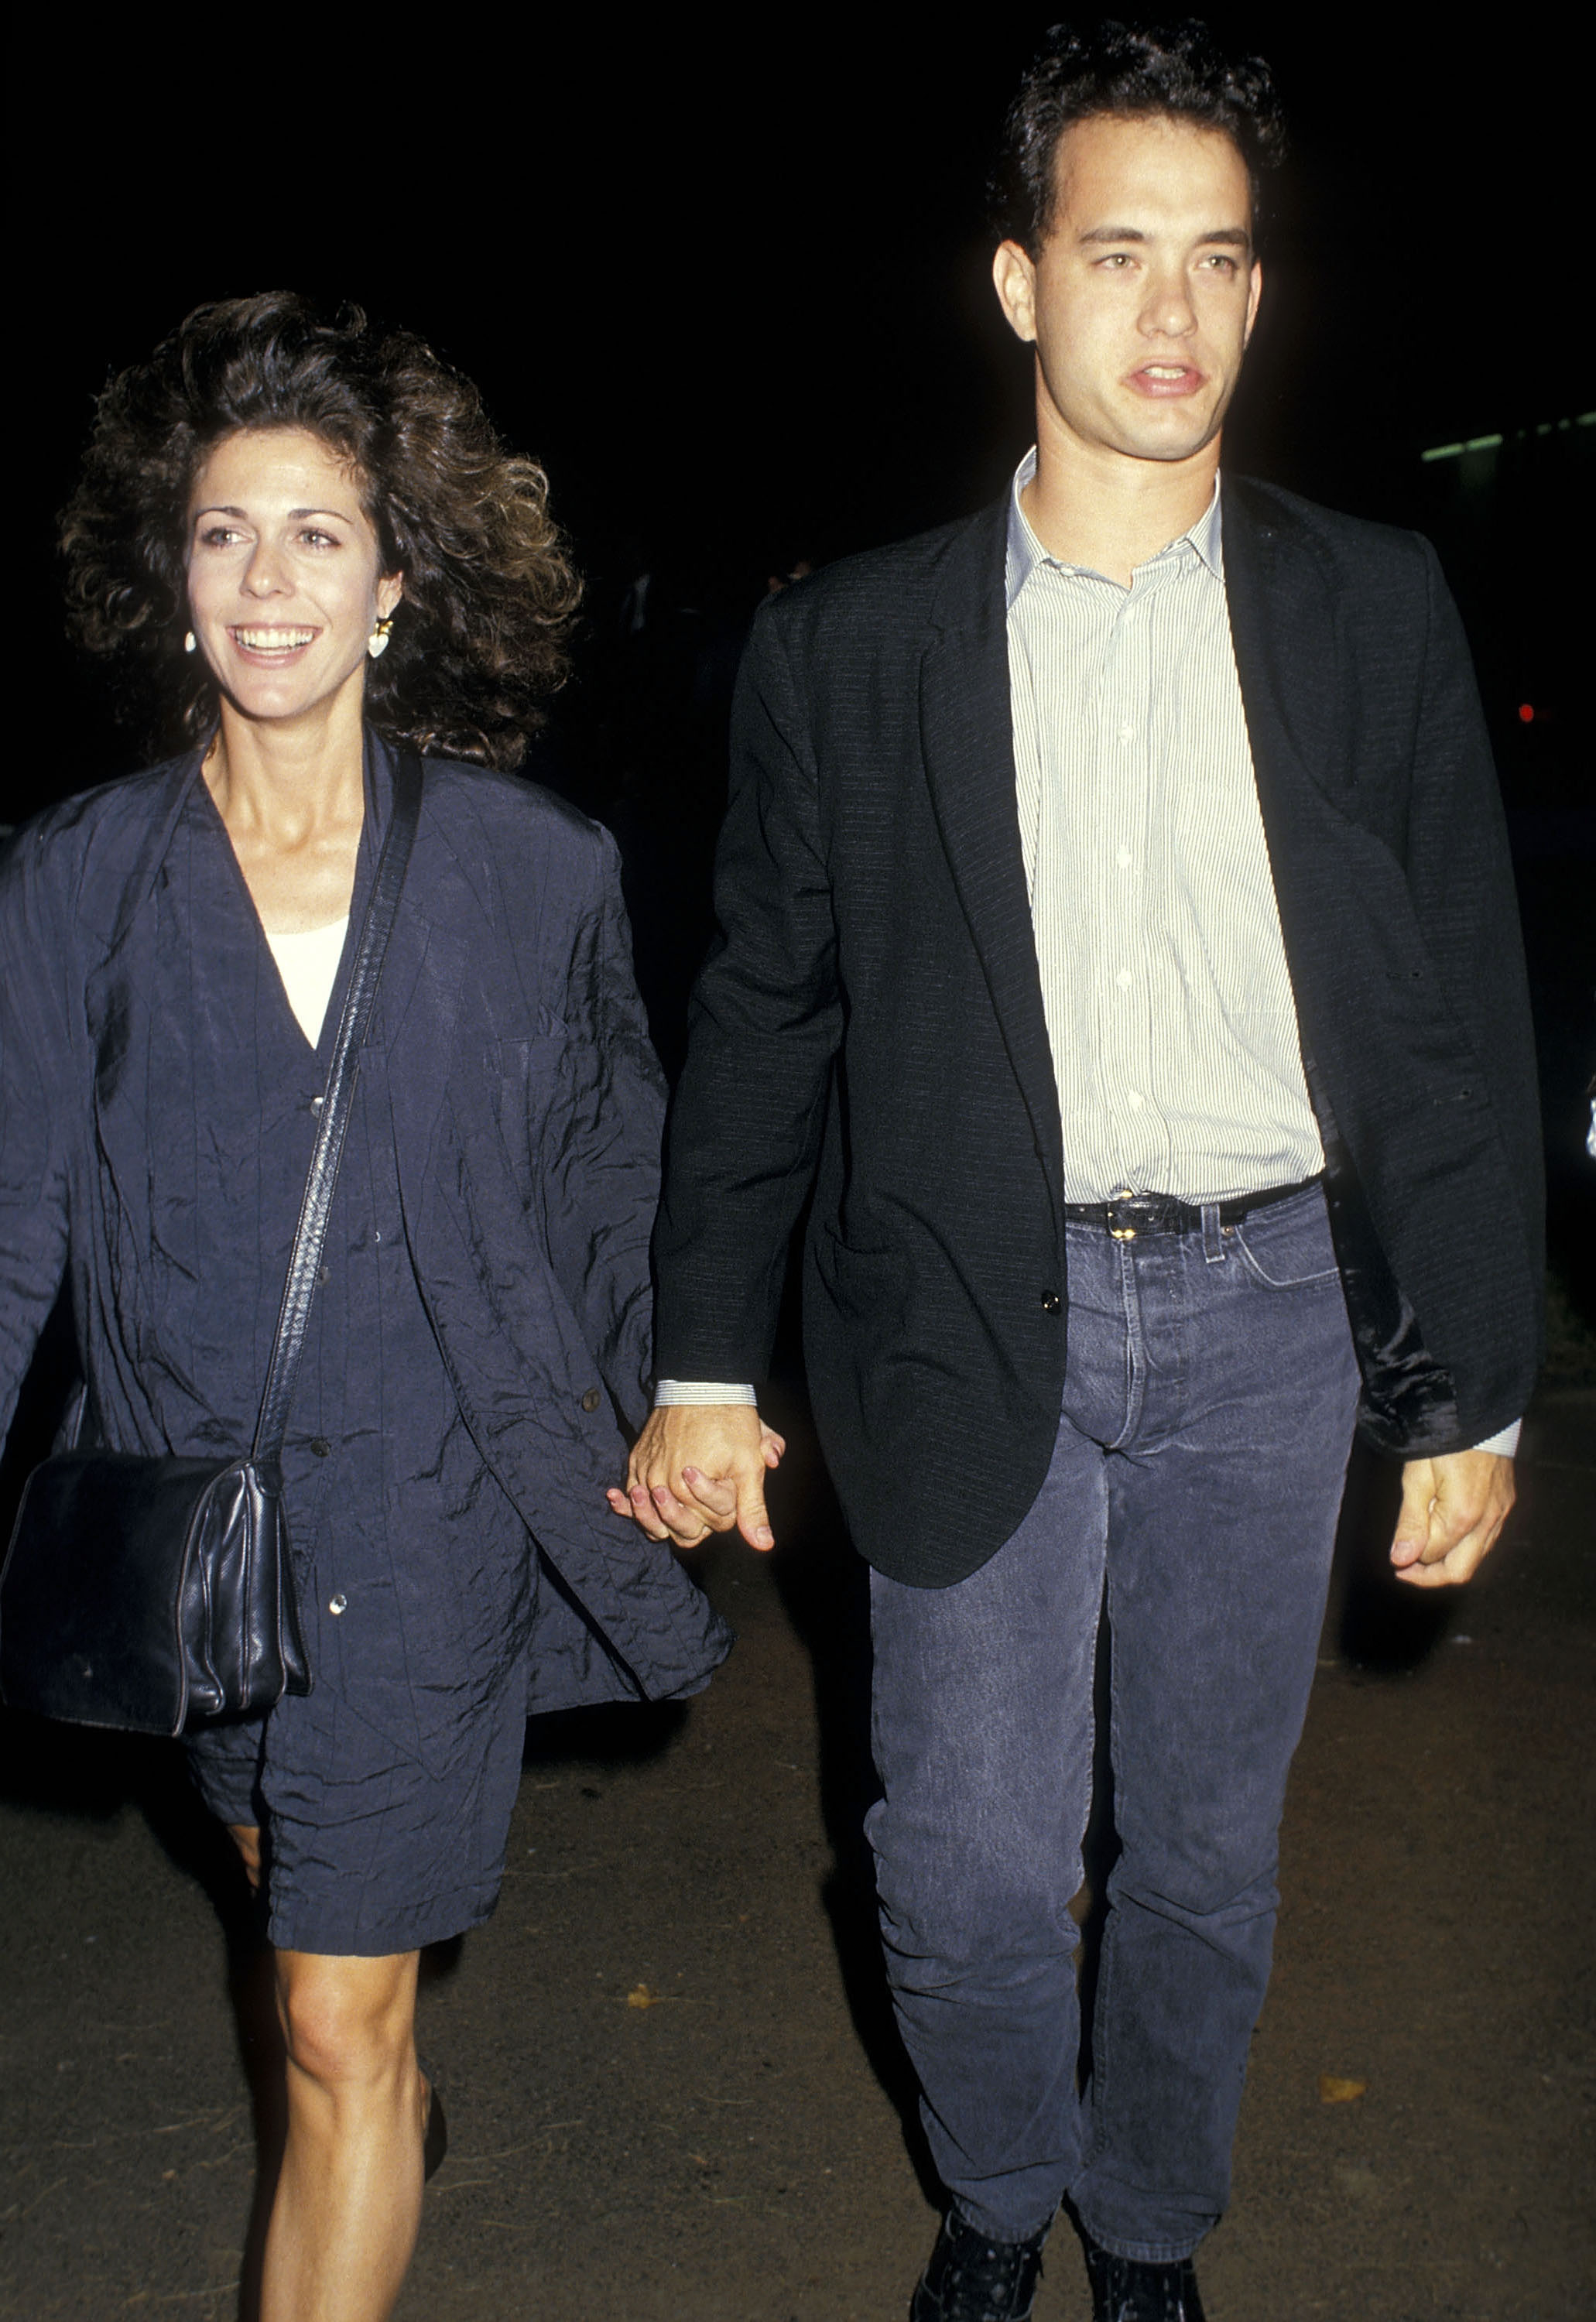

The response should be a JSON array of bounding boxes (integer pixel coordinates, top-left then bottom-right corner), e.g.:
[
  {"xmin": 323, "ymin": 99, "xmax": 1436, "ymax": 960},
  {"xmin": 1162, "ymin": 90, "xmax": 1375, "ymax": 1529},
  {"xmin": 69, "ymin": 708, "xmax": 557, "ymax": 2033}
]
[{"xmin": 0, "ymin": 293, "xmax": 731, "ymax": 2320}]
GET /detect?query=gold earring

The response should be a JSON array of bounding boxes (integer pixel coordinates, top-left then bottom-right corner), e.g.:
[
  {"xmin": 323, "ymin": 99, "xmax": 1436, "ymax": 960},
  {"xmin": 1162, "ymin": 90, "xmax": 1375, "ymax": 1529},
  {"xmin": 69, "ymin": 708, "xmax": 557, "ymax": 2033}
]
[
  {"xmin": 368, "ymin": 615, "xmax": 395, "ymax": 660},
  {"xmin": 183, "ymin": 631, "xmax": 197, "ymax": 655}
]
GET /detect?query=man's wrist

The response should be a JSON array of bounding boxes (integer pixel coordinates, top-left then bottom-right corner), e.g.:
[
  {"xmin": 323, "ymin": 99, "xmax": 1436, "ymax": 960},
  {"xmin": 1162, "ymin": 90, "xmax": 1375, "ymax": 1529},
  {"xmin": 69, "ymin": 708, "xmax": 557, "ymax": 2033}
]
[{"xmin": 654, "ymin": 1380, "xmax": 759, "ymax": 1407}]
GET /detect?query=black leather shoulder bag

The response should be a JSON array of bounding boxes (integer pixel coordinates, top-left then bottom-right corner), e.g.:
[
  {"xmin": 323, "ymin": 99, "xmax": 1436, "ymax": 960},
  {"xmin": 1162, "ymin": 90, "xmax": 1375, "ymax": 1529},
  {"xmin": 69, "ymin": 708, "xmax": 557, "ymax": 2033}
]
[{"xmin": 0, "ymin": 751, "xmax": 423, "ymax": 1737}]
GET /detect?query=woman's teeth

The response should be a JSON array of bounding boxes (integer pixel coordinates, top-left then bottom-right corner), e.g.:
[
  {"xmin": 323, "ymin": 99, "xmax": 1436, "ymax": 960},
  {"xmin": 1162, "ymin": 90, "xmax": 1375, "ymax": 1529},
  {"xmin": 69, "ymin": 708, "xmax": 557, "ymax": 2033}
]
[{"xmin": 235, "ymin": 627, "xmax": 315, "ymax": 650}]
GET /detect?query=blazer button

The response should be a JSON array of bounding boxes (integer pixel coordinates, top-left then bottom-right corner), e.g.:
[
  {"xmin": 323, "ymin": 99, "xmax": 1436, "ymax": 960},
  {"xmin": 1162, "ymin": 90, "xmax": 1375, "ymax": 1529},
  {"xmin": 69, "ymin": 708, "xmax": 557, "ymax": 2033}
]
[
  {"xmin": 1039, "ymin": 1290, "xmax": 1061, "ymax": 1313},
  {"xmin": 327, "ymin": 1593, "xmax": 348, "ymax": 1616},
  {"xmin": 580, "ymin": 1388, "xmax": 602, "ymax": 1413},
  {"xmin": 310, "ymin": 1437, "xmax": 332, "ymax": 1457}
]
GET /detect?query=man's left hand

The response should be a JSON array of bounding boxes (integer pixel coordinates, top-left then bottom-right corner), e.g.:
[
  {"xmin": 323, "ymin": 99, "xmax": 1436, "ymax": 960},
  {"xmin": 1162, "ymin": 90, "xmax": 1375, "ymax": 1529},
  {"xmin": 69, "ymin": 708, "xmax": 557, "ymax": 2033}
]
[{"xmin": 1390, "ymin": 1450, "xmax": 1516, "ymax": 1588}]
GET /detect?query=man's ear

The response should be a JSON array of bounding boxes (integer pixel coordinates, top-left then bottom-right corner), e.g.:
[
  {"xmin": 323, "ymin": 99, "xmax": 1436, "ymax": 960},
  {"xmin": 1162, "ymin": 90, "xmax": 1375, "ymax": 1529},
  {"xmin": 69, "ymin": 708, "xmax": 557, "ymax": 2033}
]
[
  {"xmin": 992, "ymin": 240, "xmax": 1039, "ymax": 344},
  {"xmin": 1243, "ymin": 258, "xmax": 1262, "ymax": 348}
]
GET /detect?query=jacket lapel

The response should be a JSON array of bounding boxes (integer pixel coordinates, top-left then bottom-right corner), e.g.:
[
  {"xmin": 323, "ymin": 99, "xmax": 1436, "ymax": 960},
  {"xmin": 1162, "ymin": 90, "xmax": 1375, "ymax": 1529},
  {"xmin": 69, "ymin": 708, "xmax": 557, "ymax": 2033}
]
[
  {"xmin": 1221, "ymin": 478, "xmax": 1347, "ymax": 826},
  {"xmin": 1221, "ymin": 479, "xmax": 1365, "ymax": 1072},
  {"xmin": 918, "ymin": 502, "xmax": 1064, "ymax": 1211}
]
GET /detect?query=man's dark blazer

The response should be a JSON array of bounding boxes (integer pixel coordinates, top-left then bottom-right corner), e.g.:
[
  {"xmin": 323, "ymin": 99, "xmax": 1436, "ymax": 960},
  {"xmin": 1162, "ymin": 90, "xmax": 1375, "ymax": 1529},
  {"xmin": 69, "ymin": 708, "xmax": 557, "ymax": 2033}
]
[{"xmin": 652, "ymin": 479, "xmax": 1544, "ymax": 1587}]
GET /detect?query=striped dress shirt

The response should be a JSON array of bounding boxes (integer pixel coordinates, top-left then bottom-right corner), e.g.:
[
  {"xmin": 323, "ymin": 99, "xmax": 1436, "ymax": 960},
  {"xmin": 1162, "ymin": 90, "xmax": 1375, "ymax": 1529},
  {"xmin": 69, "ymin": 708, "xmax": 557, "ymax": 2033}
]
[{"xmin": 1006, "ymin": 449, "xmax": 1325, "ymax": 1206}]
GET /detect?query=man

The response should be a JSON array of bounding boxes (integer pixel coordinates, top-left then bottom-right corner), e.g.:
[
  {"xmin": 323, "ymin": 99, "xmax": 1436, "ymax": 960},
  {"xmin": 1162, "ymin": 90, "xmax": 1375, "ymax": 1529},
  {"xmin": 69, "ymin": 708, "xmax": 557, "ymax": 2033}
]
[{"xmin": 611, "ymin": 22, "xmax": 1542, "ymax": 2321}]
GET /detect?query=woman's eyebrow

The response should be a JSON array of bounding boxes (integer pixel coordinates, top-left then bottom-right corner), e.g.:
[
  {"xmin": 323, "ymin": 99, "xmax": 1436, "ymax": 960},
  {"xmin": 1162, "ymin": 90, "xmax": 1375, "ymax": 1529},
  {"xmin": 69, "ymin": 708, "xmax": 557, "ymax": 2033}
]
[{"xmin": 191, "ymin": 505, "xmax": 355, "ymax": 520}]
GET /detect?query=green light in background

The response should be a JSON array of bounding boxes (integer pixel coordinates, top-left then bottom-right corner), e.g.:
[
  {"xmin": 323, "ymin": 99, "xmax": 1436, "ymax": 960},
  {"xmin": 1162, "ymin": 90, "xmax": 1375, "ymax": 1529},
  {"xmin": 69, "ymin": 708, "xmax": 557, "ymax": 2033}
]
[{"xmin": 1422, "ymin": 413, "xmax": 1595, "ymax": 461}]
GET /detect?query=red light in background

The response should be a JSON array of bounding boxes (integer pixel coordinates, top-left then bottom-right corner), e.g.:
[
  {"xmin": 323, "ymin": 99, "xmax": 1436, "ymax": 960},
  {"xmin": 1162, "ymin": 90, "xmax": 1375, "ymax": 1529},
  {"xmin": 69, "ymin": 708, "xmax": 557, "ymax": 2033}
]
[{"xmin": 1518, "ymin": 703, "xmax": 1535, "ymax": 723}]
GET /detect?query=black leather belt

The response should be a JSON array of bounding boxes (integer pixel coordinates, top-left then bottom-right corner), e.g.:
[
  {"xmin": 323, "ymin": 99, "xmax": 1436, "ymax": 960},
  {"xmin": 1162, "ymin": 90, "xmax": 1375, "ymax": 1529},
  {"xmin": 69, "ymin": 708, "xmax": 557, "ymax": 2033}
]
[{"xmin": 1062, "ymin": 1176, "xmax": 1323, "ymax": 1242}]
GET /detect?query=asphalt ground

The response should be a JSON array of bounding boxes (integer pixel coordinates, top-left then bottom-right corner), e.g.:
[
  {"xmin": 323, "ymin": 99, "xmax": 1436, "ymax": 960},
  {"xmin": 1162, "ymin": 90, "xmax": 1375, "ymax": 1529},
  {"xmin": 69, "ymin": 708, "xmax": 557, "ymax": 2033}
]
[{"xmin": 2, "ymin": 1384, "xmax": 1591, "ymax": 2322}]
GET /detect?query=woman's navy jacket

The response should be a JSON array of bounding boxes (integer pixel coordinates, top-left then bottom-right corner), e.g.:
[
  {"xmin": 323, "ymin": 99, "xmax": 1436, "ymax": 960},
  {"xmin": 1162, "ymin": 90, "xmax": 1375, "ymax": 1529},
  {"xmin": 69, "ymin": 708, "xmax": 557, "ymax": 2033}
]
[{"xmin": 0, "ymin": 735, "xmax": 731, "ymax": 1715}]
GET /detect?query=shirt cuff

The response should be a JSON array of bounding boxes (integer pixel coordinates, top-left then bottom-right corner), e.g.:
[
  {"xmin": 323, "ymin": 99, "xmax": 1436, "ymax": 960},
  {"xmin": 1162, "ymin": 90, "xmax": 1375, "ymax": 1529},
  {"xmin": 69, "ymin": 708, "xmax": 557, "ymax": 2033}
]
[
  {"xmin": 1470, "ymin": 1420, "xmax": 1520, "ymax": 1457},
  {"xmin": 653, "ymin": 1380, "xmax": 759, "ymax": 1406}
]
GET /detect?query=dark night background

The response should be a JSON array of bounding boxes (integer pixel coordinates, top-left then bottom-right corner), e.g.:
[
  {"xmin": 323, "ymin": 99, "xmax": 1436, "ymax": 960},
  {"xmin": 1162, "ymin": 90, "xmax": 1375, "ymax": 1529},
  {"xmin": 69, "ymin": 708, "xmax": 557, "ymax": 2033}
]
[{"xmin": 9, "ymin": 6, "xmax": 1592, "ymax": 1271}]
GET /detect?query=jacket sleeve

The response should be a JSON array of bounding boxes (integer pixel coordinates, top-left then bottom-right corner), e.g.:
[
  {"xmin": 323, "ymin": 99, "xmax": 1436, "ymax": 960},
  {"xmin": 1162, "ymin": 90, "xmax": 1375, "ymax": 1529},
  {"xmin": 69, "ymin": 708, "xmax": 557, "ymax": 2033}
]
[
  {"xmin": 1406, "ymin": 539, "xmax": 1544, "ymax": 1285},
  {"xmin": 0, "ymin": 829, "xmax": 74, "ymax": 1450},
  {"xmin": 1407, "ymin": 539, "xmax": 1544, "ymax": 1430},
  {"xmin": 1327, "ymin": 535, "xmax": 1545, "ymax": 1456},
  {"xmin": 650, "ymin": 599, "xmax": 844, "ymax": 1383},
  {"xmin": 539, "ymin": 824, "xmax": 670, "ymax": 1433}
]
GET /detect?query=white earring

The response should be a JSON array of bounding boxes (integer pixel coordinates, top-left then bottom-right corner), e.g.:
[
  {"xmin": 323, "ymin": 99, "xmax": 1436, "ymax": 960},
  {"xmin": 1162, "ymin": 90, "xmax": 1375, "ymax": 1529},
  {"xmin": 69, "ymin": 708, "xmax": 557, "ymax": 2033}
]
[
  {"xmin": 368, "ymin": 615, "xmax": 394, "ymax": 660},
  {"xmin": 183, "ymin": 631, "xmax": 197, "ymax": 655}
]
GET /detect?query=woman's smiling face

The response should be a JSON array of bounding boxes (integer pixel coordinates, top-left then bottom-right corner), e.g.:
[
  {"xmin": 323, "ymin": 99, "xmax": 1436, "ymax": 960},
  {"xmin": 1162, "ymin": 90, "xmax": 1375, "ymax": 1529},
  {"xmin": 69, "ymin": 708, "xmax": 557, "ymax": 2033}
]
[{"xmin": 184, "ymin": 426, "xmax": 402, "ymax": 729}]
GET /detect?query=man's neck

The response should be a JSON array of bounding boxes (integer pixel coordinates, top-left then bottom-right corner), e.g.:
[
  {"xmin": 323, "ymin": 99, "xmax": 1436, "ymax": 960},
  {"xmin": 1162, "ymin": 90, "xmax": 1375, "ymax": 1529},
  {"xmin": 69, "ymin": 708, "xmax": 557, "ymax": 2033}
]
[{"xmin": 1019, "ymin": 419, "xmax": 1221, "ymax": 588}]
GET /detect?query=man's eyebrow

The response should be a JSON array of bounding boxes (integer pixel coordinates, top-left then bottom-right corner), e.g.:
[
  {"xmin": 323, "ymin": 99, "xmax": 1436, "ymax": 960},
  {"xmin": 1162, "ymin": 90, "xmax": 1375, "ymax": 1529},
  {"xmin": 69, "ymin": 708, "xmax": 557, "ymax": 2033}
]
[{"xmin": 1075, "ymin": 224, "xmax": 1252, "ymax": 246}]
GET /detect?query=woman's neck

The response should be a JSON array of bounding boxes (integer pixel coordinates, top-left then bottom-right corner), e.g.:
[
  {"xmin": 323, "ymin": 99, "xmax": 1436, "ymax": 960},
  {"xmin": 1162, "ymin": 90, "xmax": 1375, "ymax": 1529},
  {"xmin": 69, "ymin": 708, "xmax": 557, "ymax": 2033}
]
[
  {"xmin": 201, "ymin": 683, "xmax": 367, "ymax": 935},
  {"xmin": 202, "ymin": 680, "xmax": 367, "ymax": 845}
]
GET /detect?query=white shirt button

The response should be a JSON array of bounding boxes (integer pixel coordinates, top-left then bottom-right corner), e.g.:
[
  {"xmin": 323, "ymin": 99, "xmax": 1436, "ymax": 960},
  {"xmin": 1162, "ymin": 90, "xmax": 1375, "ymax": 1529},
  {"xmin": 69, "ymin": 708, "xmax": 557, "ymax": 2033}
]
[
  {"xmin": 1116, "ymin": 969, "xmax": 1132, "ymax": 991},
  {"xmin": 1128, "ymin": 1091, "xmax": 1143, "ymax": 1109},
  {"xmin": 1117, "ymin": 724, "xmax": 1135, "ymax": 743},
  {"xmin": 1117, "ymin": 848, "xmax": 1133, "ymax": 868}
]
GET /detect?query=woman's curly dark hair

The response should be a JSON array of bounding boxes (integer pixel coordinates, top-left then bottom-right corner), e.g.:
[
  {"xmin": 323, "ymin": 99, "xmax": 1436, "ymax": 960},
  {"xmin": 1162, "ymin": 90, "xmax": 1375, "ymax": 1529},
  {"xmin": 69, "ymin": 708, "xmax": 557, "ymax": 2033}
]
[
  {"xmin": 988, "ymin": 19, "xmax": 1287, "ymax": 255},
  {"xmin": 60, "ymin": 292, "xmax": 581, "ymax": 769}
]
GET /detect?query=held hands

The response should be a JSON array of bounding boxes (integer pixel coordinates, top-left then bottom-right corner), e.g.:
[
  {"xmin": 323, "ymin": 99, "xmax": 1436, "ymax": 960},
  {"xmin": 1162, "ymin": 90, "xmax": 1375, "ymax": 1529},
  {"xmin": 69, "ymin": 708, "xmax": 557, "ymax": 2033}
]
[
  {"xmin": 607, "ymin": 1405, "xmax": 786, "ymax": 1552},
  {"xmin": 1390, "ymin": 1450, "xmax": 1516, "ymax": 1588}
]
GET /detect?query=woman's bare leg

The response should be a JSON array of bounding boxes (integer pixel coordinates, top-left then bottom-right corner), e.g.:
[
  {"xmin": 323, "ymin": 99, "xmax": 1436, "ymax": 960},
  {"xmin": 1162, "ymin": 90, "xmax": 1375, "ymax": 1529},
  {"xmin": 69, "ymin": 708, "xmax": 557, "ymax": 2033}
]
[
  {"xmin": 228, "ymin": 1823, "xmax": 263, "ymax": 1891},
  {"xmin": 259, "ymin": 1947, "xmax": 426, "ymax": 2322},
  {"xmin": 224, "ymin": 1831, "xmax": 430, "ymax": 2318}
]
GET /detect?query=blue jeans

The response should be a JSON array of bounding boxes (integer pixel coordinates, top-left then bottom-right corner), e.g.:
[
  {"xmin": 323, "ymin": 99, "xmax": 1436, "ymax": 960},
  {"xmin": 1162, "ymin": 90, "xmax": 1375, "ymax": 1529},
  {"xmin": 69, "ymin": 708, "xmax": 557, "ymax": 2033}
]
[{"xmin": 865, "ymin": 1186, "xmax": 1359, "ymax": 2262}]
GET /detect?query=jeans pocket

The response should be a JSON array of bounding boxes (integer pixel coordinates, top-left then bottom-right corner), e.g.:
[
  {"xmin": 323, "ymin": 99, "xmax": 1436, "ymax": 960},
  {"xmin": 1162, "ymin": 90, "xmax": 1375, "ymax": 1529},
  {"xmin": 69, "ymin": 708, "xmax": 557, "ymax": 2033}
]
[{"xmin": 1229, "ymin": 1194, "xmax": 1341, "ymax": 1289}]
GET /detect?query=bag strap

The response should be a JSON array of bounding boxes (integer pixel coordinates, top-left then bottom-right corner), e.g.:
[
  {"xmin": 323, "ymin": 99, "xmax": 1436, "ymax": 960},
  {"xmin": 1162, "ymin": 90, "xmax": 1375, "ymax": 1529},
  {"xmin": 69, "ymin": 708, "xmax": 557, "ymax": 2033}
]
[{"xmin": 250, "ymin": 750, "xmax": 423, "ymax": 1472}]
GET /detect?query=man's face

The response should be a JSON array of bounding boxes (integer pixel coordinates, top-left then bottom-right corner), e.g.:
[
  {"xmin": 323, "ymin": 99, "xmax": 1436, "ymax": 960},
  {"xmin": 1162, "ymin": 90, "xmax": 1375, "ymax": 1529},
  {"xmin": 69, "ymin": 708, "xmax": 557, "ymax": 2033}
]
[{"xmin": 993, "ymin": 111, "xmax": 1262, "ymax": 470}]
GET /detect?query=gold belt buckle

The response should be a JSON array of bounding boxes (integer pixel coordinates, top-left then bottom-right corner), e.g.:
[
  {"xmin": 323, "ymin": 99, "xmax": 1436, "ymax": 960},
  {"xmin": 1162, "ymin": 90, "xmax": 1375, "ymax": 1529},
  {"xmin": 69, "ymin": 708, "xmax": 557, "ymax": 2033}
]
[{"xmin": 1107, "ymin": 1188, "xmax": 1139, "ymax": 1241}]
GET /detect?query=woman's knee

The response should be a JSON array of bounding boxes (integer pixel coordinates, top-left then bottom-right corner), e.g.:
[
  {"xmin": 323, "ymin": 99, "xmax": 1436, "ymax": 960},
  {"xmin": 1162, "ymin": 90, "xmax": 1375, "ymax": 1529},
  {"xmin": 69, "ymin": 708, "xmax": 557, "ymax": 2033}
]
[{"xmin": 276, "ymin": 1952, "xmax": 420, "ymax": 2094}]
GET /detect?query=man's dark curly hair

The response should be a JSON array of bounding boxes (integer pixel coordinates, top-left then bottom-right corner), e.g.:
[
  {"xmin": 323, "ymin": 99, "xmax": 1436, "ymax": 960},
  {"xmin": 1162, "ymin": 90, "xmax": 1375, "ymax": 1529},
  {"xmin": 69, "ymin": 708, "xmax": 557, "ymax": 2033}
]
[
  {"xmin": 60, "ymin": 292, "xmax": 581, "ymax": 769},
  {"xmin": 988, "ymin": 19, "xmax": 1287, "ymax": 255}
]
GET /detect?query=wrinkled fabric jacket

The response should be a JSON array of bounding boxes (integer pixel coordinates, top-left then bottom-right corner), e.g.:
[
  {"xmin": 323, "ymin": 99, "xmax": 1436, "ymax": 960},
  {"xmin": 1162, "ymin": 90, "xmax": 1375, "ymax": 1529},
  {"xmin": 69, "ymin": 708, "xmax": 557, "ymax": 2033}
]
[{"xmin": 0, "ymin": 737, "xmax": 731, "ymax": 1715}]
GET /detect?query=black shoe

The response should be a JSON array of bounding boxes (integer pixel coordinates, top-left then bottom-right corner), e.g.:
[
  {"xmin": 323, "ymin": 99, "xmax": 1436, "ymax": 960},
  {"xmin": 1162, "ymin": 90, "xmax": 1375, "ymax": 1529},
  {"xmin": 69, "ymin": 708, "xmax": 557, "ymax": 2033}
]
[
  {"xmin": 910, "ymin": 2208, "xmax": 1049, "ymax": 2321},
  {"xmin": 422, "ymin": 2082, "xmax": 447, "ymax": 2182},
  {"xmin": 1084, "ymin": 2233, "xmax": 1206, "ymax": 2322}
]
